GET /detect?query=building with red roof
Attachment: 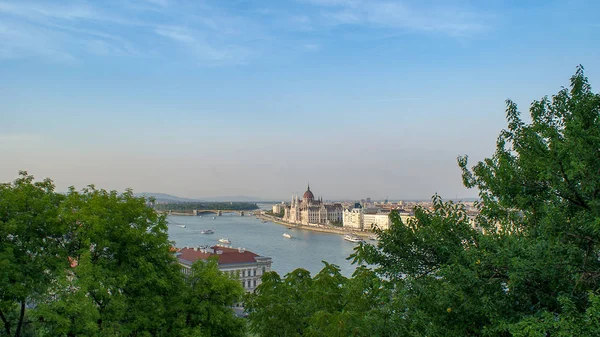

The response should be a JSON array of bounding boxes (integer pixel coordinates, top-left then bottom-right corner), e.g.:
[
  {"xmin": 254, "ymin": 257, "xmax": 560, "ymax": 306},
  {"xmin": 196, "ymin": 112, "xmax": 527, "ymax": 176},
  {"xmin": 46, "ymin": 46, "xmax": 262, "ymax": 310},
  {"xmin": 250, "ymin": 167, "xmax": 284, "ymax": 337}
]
[{"xmin": 176, "ymin": 245, "xmax": 272, "ymax": 293}]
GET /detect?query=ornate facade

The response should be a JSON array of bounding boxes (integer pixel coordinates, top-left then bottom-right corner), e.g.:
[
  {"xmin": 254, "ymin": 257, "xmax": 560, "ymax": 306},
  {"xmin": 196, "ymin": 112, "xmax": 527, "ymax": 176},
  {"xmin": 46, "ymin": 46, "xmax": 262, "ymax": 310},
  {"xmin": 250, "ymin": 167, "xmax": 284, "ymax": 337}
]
[{"xmin": 284, "ymin": 184, "xmax": 343, "ymax": 226}]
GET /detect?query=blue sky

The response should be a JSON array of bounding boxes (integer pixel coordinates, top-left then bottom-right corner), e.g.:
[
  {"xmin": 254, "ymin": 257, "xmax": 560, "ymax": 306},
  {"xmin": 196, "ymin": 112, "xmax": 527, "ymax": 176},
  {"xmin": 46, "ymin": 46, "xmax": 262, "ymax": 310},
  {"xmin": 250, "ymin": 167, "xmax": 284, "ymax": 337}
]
[{"xmin": 1, "ymin": 0, "xmax": 599, "ymax": 200}]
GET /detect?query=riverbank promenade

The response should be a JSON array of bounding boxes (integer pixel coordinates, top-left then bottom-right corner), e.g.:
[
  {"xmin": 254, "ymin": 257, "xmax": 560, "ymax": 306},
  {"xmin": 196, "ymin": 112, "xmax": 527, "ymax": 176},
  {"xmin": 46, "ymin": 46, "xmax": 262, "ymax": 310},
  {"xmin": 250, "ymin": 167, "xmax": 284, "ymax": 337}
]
[{"xmin": 255, "ymin": 213, "xmax": 373, "ymax": 238}]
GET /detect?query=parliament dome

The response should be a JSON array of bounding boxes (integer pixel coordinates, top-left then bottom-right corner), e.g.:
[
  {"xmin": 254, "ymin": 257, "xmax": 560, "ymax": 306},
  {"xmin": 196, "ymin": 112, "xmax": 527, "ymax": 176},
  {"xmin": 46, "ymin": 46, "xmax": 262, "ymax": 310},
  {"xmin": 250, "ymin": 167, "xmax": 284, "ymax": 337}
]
[{"xmin": 303, "ymin": 185, "xmax": 314, "ymax": 200}]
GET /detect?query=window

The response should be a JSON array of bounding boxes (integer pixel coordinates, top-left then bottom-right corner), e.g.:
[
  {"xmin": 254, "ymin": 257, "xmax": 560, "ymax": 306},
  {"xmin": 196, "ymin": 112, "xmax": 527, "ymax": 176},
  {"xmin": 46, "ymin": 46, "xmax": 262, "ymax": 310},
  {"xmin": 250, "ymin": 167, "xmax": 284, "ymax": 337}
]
[
  {"xmin": 242, "ymin": 270, "xmax": 245, "ymax": 277},
  {"xmin": 253, "ymin": 279, "xmax": 257, "ymax": 287},
  {"xmin": 253, "ymin": 269, "xmax": 256, "ymax": 276}
]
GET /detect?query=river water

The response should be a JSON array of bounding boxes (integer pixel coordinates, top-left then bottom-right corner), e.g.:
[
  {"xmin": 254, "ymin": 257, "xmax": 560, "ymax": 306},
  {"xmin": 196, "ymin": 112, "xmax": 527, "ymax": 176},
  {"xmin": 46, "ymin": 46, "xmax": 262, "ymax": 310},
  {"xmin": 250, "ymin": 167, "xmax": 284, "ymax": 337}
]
[{"xmin": 166, "ymin": 212, "xmax": 361, "ymax": 277}]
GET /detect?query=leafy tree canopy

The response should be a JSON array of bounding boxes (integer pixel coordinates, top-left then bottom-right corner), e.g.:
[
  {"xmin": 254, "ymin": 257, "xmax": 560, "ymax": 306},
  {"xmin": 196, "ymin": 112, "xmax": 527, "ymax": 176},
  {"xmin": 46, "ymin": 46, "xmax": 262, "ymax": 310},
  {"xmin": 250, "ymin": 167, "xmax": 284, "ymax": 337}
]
[
  {"xmin": 0, "ymin": 172, "xmax": 245, "ymax": 337},
  {"xmin": 248, "ymin": 66, "xmax": 600, "ymax": 336}
]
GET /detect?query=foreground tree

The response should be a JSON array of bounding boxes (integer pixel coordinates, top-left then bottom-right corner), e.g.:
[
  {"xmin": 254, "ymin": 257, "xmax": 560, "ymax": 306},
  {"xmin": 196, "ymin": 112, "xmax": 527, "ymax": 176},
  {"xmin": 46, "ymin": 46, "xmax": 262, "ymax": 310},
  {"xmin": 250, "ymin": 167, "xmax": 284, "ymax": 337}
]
[
  {"xmin": 246, "ymin": 263, "xmax": 390, "ymax": 337},
  {"xmin": 28, "ymin": 186, "xmax": 185, "ymax": 336},
  {"xmin": 175, "ymin": 258, "xmax": 246, "ymax": 337},
  {"xmin": 248, "ymin": 66, "xmax": 600, "ymax": 336},
  {"xmin": 354, "ymin": 65, "xmax": 600, "ymax": 335},
  {"xmin": 1, "ymin": 174, "xmax": 246, "ymax": 336},
  {"xmin": 0, "ymin": 172, "xmax": 67, "ymax": 337}
]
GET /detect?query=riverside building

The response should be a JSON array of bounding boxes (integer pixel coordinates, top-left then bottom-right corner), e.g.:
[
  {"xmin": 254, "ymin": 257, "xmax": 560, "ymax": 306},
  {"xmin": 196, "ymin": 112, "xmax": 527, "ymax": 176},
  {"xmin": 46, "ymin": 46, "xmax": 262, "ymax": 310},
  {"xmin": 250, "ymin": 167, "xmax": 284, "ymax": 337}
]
[
  {"xmin": 176, "ymin": 245, "xmax": 272, "ymax": 293},
  {"xmin": 283, "ymin": 184, "xmax": 343, "ymax": 226},
  {"xmin": 343, "ymin": 208, "xmax": 394, "ymax": 231}
]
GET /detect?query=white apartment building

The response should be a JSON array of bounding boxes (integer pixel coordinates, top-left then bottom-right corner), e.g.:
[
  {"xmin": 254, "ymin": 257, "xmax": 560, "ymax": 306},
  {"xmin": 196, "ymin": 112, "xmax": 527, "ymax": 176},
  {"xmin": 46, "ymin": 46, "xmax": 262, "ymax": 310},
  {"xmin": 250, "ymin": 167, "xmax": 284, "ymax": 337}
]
[
  {"xmin": 343, "ymin": 208, "xmax": 394, "ymax": 231},
  {"xmin": 176, "ymin": 245, "xmax": 272, "ymax": 293},
  {"xmin": 342, "ymin": 208, "xmax": 363, "ymax": 230},
  {"xmin": 363, "ymin": 213, "xmax": 392, "ymax": 231},
  {"xmin": 272, "ymin": 203, "xmax": 284, "ymax": 214}
]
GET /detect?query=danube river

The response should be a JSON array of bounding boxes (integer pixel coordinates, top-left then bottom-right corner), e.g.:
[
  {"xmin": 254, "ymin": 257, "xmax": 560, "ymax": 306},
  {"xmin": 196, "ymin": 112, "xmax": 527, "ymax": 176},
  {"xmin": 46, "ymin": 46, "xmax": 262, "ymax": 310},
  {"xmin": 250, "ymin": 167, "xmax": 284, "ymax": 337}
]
[{"xmin": 166, "ymin": 213, "xmax": 361, "ymax": 277}]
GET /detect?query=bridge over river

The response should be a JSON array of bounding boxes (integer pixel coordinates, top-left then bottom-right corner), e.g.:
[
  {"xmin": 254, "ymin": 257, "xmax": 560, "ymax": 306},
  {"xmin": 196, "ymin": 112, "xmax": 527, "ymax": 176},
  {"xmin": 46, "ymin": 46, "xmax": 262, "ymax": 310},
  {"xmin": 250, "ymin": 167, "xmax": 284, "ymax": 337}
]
[{"xmin": 161, "ymin": 209, "xmax": 255, "ymax": 216}]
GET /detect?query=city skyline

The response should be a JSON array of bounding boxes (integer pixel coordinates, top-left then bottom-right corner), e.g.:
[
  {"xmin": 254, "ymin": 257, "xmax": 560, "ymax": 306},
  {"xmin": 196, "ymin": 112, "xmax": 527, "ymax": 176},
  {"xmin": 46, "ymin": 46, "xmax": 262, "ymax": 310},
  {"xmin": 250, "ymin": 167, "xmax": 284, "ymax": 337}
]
[{"xmin": 2, "ymin": 0, "xmax": 600, "ymax": 200}]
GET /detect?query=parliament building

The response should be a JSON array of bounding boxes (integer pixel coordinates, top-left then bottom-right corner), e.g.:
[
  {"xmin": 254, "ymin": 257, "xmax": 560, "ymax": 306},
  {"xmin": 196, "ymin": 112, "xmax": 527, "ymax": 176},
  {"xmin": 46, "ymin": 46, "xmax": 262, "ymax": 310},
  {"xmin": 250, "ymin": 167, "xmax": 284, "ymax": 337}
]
[{"xmin": 283, "ymin": 184, "xmax": 343, "ymax": 226}]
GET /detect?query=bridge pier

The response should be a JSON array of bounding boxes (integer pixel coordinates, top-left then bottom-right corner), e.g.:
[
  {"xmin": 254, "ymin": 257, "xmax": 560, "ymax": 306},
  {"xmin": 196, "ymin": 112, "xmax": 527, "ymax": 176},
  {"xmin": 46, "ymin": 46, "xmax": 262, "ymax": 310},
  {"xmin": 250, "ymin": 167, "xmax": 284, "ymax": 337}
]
[
  {"xmin": 240, "ymin": 211, "xmax": 244, "ymax": 216},
  {"xmin": 217, "ymin": 210, "xmax": 222, "ymax": 216}
]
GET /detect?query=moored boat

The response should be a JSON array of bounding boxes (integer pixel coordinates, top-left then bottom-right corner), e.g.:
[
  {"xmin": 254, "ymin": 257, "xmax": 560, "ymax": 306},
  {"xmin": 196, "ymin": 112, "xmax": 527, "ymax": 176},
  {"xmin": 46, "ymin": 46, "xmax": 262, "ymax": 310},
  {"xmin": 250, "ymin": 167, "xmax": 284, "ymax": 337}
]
[
  {"xmin": 282, "ymin": 233, "xmax": 292, "ymax": 239},
  {"xmin": 201, "ymin": 229, "xmax": 214, "ymax": 234},
  {"xmin": 344, "ymin": 234, "xmax": 363, "ymax": 243},
  {"xmin": 218, "ymin": 238, "xmax": 231, "ymax": 244},
  {"xmin": 177, "ymin": 225, "xmax": 186, "ymax": 228}
]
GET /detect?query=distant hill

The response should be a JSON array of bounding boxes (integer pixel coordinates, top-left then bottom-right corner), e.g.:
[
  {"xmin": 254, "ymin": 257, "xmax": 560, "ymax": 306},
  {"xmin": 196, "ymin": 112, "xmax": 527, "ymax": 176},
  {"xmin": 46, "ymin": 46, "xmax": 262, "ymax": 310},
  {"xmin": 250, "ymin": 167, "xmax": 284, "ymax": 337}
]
[
  {"xmin": 135, "ymin": 192, "xmax": 271, "ymax": 203},
  {"xmin": 134, "ymin": 193, "xmax": 203, "ymax": 203},
  {"xmin": 205, "ymin": 195, "xmax": 269, "ymax": 202}
]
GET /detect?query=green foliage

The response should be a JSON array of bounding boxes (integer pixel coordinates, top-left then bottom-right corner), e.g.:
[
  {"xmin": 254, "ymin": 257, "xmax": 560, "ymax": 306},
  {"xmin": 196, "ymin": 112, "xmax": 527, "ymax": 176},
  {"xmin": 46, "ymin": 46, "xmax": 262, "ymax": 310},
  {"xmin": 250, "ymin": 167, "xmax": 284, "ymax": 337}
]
[
  {"xmin": 265, "ymin": 210, "xmax": 284, "ymax": 218},
  {"xmin": 0, "ymin": 171, "xmax": 66, "ymax": 337},
  {"xmin": 329, "ymin": 220, "xmax": 343, "ymax": 227},
  {"xmin": 354, "ymin": 65, "xmax": 600, "ymax": 335},
  {"xmin": 0, "ymin": 172, "xmax": 246, "ymax": 337},
  {"xmin": 176, "ymin": 258, "xmax": 245, "ymax": 337},
  {"xmin": 248, "ymin": 66, "xmax": 600, "ymax": 336},
  {"xmin": 246, "ymin": 263, "xmax": 391, "ymax": 336}
]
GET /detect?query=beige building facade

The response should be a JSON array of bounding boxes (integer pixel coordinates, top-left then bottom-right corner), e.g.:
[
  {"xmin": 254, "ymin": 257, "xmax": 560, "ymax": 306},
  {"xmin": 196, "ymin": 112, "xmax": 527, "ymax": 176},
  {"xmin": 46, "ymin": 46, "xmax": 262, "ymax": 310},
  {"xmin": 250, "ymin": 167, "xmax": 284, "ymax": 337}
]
[{"xmin": 284, "ymin": 185, "xmax": 343, "ymax": 226}]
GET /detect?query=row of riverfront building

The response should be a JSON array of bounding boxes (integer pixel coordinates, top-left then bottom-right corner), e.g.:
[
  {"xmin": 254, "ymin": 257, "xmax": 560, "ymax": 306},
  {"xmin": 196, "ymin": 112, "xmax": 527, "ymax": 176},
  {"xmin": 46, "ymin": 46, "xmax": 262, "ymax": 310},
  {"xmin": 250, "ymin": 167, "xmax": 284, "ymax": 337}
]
[{"xmin": 272, "ymin": 184, "xmax": 415, "ymax": 231}]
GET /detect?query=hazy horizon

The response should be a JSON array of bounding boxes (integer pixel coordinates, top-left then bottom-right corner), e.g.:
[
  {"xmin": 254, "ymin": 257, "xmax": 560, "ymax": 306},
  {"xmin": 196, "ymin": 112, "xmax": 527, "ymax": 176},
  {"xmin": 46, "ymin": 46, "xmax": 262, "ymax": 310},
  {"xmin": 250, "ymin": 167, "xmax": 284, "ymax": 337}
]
[{"xmin": 2, "ymin": 0, "xmax": 599, "ymax": 201}]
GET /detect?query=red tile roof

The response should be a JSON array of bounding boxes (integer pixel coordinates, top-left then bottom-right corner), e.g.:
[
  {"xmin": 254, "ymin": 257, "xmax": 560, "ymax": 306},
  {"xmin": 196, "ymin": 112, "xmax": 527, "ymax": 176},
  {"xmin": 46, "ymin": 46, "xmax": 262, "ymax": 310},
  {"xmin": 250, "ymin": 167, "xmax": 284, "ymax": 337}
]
[{"xmin": 177, "ymin": 245, "xmax": 260, "ymax": 266}]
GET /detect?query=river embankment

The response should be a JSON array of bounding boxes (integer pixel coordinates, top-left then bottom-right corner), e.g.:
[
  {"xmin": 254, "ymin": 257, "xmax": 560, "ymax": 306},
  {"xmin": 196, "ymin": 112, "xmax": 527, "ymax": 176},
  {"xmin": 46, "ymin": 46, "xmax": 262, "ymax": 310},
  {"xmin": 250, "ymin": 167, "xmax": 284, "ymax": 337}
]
[{"xmin": 255, "ymin": 213, "xmax": 373, "ymax": 238}]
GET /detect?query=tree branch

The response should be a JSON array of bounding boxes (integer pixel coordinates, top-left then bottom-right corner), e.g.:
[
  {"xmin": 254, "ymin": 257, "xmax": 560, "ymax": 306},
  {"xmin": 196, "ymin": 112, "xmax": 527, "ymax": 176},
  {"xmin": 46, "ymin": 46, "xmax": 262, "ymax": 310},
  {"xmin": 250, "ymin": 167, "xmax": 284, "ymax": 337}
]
[
  {"xmin": 14, "ymin": 300, "xmax": 25, "ymax": 337},
  {"xmin": 557, "ymin": 160, "xmax": 591, "ymax": 211},
  {"xmin": 0, "ymin": 308, "xmax": 11, "ymax": 336}
]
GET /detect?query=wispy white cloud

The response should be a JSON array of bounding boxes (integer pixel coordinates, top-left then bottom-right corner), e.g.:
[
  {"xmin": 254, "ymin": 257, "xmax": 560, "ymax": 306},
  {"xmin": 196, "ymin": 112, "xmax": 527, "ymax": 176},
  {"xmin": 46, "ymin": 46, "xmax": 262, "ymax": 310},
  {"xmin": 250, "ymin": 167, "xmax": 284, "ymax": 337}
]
[
  {"xmin": 303, "ymin": 0, "xmax": 488, "ymax": 36},
  {"xmin": 0, "ymin": 0, "xmax": 490, "ymax": 66},
  {"xmin": 356, "ymin": 97, "xmax": 424, "ymax": 103},
  {"xmin": 154, "ymin": 26, "xmax": 253, "ymax": 65},
  {"xmin": 155, "ymin": 27, "xmax": 195, "ymax": 44},
  {"xmin": 142, "ymin": 0, "xmax": 170, "ymax": 7},
  {"xmin": 303, "ymin": 43, "xmax": 321, "ymax": 52},
  {"xmin": 0, "ymin": 21, "xmax": 78, "ymax": 63},
  {"xmin": 0, "ymin": 0, "xmax": 259, "ymax": 65},
  {"xmin": 0, "ymin": 1, "xmax": 95, "ymax": 21}
]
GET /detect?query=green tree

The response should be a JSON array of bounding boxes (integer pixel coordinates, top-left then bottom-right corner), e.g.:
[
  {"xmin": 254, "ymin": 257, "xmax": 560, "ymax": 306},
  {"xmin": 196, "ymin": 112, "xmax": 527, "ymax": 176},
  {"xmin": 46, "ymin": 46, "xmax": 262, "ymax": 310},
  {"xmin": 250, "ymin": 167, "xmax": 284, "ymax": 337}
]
[
  {"xmin": 0, "ymin": 171, "xmax": 67, "ymax": 337},
  {"xmin": 353, "ymin": 65, "xmax": 600, "ymax": 335},
  {"xmin": 175, "ymin": 258, "xmax": 246, "ymax": 337},
  {"xmin": 33, "ymin": 186, "xmax": 185, "ymax": 336},
  {"xmin": 246, "ymin": 263, "xmax": 389, "ymax": 337},
  {"xmin": 1, "ymin": 173, "xmax": 248, "ymax": 336},
  {"xmin": 246, "ymin": 269, "xmax": 313, "ymax": 336},
  {"xmin": 248, "ymin": 66, "xmax": 600, "ymax": 336}
]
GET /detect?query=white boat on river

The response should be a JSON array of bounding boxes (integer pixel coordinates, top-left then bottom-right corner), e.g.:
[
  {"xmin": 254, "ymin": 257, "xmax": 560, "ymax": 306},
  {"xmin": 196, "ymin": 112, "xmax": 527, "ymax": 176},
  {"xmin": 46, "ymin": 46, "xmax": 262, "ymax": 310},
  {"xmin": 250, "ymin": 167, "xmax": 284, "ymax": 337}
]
[{"xmin": 343, "ymin": 234, "xmax": 363, "ymax": 243}]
